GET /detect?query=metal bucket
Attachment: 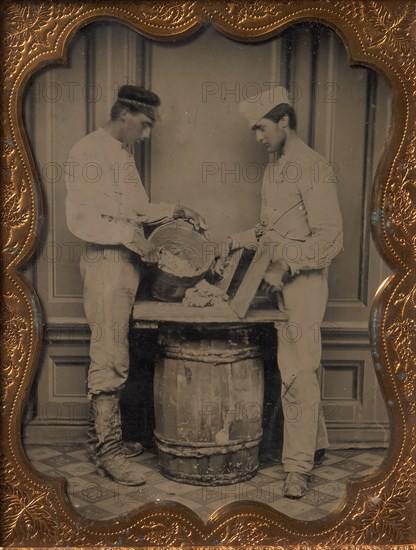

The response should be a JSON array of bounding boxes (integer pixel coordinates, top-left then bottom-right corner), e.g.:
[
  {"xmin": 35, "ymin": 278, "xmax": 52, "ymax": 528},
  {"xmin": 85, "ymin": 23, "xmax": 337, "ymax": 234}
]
[
  {"xmin": 148, "ymin": 221, "xmax": 212, "ymax": 302},
  {"xmin": 153, "ymin": 325, "xmax": 264, "ymax": 485}
]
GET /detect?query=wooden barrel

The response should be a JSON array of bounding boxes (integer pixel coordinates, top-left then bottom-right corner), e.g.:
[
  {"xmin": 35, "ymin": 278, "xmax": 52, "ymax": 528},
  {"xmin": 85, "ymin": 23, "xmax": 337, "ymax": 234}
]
[{"xmin": 153, "ymin": 324, "xmax": 264, "ymax": 485}]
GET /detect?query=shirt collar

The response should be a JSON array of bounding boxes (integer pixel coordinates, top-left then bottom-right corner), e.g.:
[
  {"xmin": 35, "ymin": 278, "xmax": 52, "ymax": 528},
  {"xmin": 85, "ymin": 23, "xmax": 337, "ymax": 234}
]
[{"xmin": 96, "ymin": 127, "xmax": 126, "ymax": 150}]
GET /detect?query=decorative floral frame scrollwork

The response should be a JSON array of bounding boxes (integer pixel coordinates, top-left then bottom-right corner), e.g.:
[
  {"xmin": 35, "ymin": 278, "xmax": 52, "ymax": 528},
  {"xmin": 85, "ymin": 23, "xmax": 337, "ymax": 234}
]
[{"xmin": 1, "ymin": 0, "xmax": 415, "ymax": 547}]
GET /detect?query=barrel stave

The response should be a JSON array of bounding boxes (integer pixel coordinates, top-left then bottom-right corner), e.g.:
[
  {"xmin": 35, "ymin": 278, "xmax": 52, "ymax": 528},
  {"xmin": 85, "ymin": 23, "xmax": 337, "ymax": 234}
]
[{"xmin": 154, "ymin": 325, "xmax": 264, "ymax": 485}]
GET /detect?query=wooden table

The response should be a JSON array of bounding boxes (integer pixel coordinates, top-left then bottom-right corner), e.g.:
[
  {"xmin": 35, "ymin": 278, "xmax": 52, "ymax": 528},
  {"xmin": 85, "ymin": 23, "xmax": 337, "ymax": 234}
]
[{"xmin": 132, "ymin": 300, "xmax": 287, "ymax": 328}]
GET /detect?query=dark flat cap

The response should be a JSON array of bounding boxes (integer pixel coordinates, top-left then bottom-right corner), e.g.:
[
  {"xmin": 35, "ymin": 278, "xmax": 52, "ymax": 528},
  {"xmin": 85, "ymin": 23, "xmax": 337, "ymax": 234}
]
[{"xmin": 118, "ymin": 85, "xmax": 160, "ymax": 107}]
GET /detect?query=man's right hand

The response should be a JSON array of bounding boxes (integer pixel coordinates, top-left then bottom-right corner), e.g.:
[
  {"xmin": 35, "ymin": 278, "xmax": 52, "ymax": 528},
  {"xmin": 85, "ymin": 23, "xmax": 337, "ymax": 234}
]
[
  {"xmin": 218, "ymin": 235, "xmax": 260, "ymax": 265},
  {"xmin": 219, "ymin": 237, "xmax": 234, "ymax": 263},
  {"xmin": 227, "ymin": 235, "xmax": 259, "ymax": 254},
  {"xmin": 126, "ymin": 230, "xmax": 160, "ymax": 263}
]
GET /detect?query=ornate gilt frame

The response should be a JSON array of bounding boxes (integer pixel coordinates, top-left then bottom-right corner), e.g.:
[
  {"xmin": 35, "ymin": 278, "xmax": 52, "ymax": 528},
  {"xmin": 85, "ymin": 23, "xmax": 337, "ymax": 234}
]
[{"xmin": 1, "ymin": 0, "xmax": 415, "ymax": 547}]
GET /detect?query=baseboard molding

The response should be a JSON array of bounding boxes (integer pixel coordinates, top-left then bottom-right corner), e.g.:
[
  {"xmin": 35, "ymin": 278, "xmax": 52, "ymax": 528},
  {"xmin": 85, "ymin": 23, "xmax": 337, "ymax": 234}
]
[
  {"xmin": 327, "ymin": 426, "xmax": 390, "ymax": 447},
  {"xmin": 23, "ymin": 422, "xmax": 390, "ymax": 449},
  {"xmin": 23, "ymin": 422, "xmax": 88, "ymax": 445}
]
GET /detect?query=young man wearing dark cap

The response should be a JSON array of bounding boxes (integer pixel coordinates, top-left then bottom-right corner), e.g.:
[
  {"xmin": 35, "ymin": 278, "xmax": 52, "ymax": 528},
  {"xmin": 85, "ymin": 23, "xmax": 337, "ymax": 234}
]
[
  {"xmin": 226, "ymin": 86, "xmax": 343, "ymax": 498},
  {"xmin": 65, "ymin": 85, "xmax": 205, "ymax": 486}
]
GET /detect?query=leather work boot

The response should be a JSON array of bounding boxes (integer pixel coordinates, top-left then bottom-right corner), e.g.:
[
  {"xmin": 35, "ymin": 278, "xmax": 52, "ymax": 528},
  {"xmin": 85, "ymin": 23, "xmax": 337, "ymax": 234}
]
[
  {"xmin": 283, "ymin": 472, "xmax": 310, "ymax": 499},
  {"xmin": 86, "ymin": 403, "xmax": 143, "ymax": 464},
  {"xmin": 91, "ymin": 392, "xmax": 146, "ymax": 486},
  {"xmin": 314, "ymin": 448, "xmax": 326, "ymax": 465}
]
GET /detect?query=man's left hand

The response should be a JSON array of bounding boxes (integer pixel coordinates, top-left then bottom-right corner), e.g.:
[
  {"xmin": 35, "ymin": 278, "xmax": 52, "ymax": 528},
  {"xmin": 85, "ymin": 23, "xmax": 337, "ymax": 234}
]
[
  {"xmin": 261, "ymin": 259, "xmax": 291, "ymax": 294},
  {"xmin": 173, "ymin": 204, "xmax": 208, "ymax": 232}
]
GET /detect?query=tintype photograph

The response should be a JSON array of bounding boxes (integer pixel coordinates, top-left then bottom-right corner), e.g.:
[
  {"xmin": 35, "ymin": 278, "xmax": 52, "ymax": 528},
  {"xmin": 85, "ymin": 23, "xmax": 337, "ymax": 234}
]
[
  {"xmin": 19, "ymin": 19, "xmax": 393, "ymax": 524},
  {"xmin": 4, "ymin": 0, "xmax": 416, "ymax": 545}
]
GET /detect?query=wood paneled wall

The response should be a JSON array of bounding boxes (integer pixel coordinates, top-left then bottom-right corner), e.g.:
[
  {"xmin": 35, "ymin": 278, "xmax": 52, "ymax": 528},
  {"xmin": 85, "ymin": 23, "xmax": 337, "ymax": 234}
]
[{"xmin": 23, "ymin": 22, "xmax": 391, "ymax": 446}]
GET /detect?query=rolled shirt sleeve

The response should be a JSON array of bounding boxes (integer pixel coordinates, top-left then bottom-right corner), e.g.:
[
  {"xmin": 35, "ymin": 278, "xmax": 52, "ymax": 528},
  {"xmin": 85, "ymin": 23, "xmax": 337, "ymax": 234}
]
[{"xmin": 125, "ymin": 173, "xmax": 175, "ymax": 225}]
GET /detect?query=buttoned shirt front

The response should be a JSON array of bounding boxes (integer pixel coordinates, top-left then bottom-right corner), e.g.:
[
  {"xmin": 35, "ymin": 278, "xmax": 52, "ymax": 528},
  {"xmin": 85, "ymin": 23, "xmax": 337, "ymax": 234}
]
[
  {"xmin": 65, "ymin": 128, "xmax": 174, "ymax": 245},
  {"xmin": 232, "ymin": 138, "xmax": 343, "ymax": 273}
]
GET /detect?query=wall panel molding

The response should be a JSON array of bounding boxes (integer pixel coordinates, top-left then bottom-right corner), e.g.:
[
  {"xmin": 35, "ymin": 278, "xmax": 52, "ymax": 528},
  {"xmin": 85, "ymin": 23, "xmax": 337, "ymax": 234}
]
[{"xmin": 24, "ymin": 24, "xmax": 392, "ymax": 452}]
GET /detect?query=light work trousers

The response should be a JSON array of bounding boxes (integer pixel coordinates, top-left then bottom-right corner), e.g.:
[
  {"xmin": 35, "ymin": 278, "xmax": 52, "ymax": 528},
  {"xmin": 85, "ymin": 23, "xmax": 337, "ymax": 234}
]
[
  {"xmin": 80, "ymin": 244, "xmax": 140, "ymax": 397},
  {"xmin": 276, "ymin": 268, "xmax": 329, "ymax": 474}
]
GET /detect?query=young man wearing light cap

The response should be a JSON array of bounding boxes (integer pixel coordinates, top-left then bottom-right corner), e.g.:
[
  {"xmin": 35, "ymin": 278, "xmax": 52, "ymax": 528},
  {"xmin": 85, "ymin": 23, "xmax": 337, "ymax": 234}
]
[
  {"xmin": 226, "ymin": 86, "xmax": 343, "ymax": 498},
  {"xmin": 65, "ymin": 85, "xmax": 205, "ymax": 486}
]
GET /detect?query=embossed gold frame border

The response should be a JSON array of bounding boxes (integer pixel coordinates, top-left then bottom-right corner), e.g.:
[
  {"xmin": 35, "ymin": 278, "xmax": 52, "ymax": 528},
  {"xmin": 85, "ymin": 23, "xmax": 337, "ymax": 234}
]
[{"xmin": 1, "ymin": 0, "xmax": 415, "ymax": 547}]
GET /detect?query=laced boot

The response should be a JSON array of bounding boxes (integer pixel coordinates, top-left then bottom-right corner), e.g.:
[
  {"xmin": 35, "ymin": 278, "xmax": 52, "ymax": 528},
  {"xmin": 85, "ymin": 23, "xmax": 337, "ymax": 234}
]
[
  {"xmin": 86, "ymin": 403, "xmax": 143, "ymax": 465},
  {"xmin": 91, "ymin": 392, "xmax": 146, "ymax": 486}
]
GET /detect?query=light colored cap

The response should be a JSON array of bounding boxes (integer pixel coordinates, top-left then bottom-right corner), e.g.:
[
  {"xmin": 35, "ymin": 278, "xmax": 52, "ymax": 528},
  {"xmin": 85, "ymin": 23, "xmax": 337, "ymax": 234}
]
[{"xmin": 239, "ymin": 86, "xmax": 291, "ymax": 128}]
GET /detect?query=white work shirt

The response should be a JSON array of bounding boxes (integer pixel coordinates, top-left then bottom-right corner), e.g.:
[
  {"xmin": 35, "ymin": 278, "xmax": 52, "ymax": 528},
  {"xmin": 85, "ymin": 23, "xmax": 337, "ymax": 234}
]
[
  {"xmin": 232, "ymin": 138, "xmax": 343, "ymax": 273},
  {"xmin": 65, "ymin": 128, "xmax": 174, "ymax": 245}
]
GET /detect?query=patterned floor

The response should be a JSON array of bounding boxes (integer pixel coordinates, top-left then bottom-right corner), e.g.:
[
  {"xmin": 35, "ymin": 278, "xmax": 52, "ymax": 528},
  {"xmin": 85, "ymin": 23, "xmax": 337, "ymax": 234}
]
[{"xmin": 25, "ymin": 444, "xmax": 386, "ymax": 522}]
